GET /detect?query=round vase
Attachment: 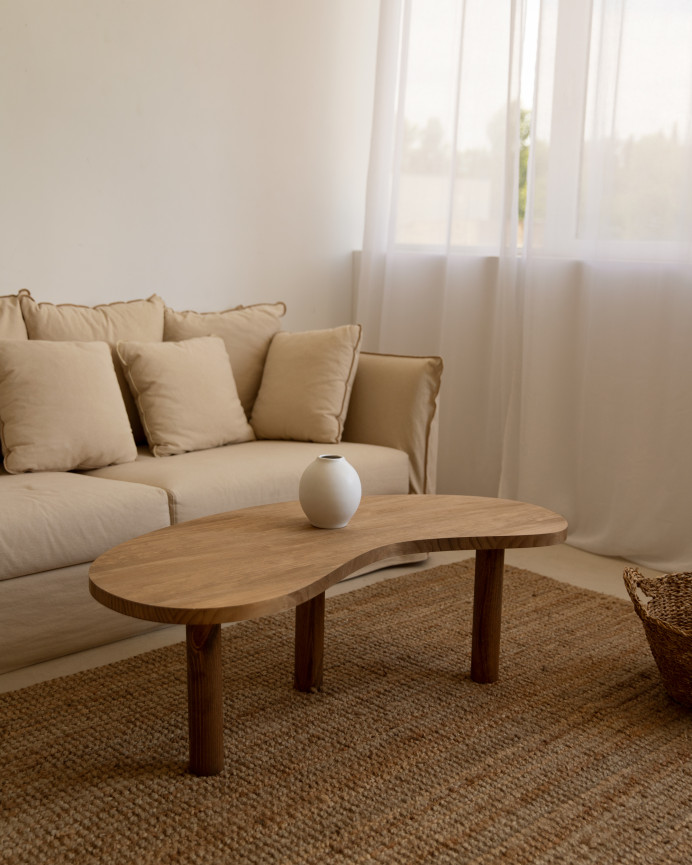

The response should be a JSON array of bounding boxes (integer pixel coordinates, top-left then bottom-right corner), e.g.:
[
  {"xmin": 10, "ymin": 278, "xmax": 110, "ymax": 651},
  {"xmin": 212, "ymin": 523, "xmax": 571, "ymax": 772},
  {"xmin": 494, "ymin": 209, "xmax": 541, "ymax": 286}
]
[{"xmin": 299, "ymin": 454, "xmax": 362, "ymax": 529}]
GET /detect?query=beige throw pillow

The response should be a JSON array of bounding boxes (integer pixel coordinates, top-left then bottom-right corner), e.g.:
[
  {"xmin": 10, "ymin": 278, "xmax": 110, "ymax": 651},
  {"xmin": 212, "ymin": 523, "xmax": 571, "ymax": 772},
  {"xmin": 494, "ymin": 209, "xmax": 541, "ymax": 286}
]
[
  {"xmin": 163, "ymin": 302, "xmax": 286, "ymax": 416},
  {"xmin": 0, "ymin": 290, "xmax": 30, "ymax": 340},
  {"xmin": 117, "ymin": 336, "xmax": 255, "ymax": 457},
  {"xmin": 250, "ymin": 324, "xmax": 362, "ymax": 443},
  {"xmin": 0, "ymin": 341, "xmax": 137, "ymax": 473},
  {"xmin": 20, "ymin": 293, "xmax": 165, "ymax": 442}
]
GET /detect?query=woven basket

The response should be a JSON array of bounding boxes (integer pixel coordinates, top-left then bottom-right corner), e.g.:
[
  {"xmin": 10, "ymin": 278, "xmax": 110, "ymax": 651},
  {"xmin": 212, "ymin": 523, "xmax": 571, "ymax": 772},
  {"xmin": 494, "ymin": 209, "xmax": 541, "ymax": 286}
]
[{"xmin": 623, "ymin": 567, "xmax": 692, "ymax": 708}]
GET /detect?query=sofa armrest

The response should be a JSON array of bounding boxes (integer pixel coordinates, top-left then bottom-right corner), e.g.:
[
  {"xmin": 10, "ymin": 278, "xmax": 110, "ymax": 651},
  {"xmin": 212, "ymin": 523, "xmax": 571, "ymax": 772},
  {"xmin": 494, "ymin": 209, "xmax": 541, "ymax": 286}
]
[{"xmin": 342, "ymin": 352, "xmax": 443, "ymax": 494}]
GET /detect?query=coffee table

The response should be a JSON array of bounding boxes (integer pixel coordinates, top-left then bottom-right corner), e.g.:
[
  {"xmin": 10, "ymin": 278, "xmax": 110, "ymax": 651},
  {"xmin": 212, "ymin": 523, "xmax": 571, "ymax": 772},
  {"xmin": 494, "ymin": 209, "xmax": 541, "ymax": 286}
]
[{"xmin": 89, "ymin": 494, "xmax": 567, "ymax": 776}]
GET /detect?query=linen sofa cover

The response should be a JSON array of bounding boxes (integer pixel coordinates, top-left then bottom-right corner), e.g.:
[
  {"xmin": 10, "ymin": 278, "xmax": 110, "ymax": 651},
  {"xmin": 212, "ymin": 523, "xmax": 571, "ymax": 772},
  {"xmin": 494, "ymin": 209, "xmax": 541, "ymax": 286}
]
[
  {"xmin": 87, "ymin": 440, "xmax": 409, "ymax": 524},
  {"xmin": 343, "ymin": 352, "xmax": 443, "ymax": 495},
  {"xmin": 0, "ymin": 562, "xmax": 162, "ymax": 672},
  {"xmin": 0, "ymin": 290, "xmax": 443, "ymax": 676},
  {"xmin": 0, "ymin": 470, "xmax": 170, "ymax": 581}
]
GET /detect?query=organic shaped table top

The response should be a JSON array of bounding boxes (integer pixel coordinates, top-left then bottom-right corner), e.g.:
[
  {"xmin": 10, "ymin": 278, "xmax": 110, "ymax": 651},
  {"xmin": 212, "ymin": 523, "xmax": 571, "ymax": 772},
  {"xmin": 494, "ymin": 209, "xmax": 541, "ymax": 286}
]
[{"xmin": 90, "ymin": 494, "xmax": 568, "ymax": 626}]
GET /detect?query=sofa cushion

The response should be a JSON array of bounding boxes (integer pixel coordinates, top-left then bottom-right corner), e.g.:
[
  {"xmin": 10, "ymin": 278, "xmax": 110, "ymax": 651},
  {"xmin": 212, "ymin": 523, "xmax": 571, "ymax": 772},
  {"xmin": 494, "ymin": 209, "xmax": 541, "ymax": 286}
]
[
  {"xmin": 117, "ymin": 336, "xmax": 255, "ymax": 456},
  {"xmin": 0, "ymin": 290, "xmax": 29, "ymax": 340},
  {"xmin": 250, "ymin": 325, "xmax": 362, "ymax": 444},
  {"xmin": 163, "ymin": 301, "xmax": 286, "ymax": 417},
  {"xmin": 86, "ymin": 440, "xmax": 409, "ymax": 524},
  {"xmin": 0, "ymin": 340, "xmax": 137, "ymax": 473},
  {"xmin": 20, "ymin": 293, "xmax": 165, "ymax": 442},
  {"xmin": 0, "ymin": 470, "xmax": 170, "ymax": 581}
]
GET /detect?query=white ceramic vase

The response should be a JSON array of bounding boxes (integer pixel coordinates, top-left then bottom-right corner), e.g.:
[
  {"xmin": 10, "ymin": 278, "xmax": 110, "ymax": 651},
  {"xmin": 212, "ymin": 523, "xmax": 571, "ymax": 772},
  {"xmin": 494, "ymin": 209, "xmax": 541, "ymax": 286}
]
[{"xmin": 299, "ymin": 454, "xmax": 362, "ymax": 529}]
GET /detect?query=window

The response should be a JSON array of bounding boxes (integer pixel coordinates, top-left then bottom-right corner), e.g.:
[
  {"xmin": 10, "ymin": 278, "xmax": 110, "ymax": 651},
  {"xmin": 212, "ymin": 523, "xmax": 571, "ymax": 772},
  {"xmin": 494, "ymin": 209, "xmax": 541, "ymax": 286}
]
[{"xmin": 391, "ymin": 0, "xmax": 692, "ymax": 256}]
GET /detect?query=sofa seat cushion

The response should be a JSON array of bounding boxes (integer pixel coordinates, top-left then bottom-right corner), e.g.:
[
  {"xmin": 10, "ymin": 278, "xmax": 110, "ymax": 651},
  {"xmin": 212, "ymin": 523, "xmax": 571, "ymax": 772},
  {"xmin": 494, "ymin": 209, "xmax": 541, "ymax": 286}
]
[
  {"xmin": 0, "ymin": 471, "xmax": 170, "ymax": 581},
  {"xmin": 86, "ymin": 440, "xmax": 410, "ymax": 524}
]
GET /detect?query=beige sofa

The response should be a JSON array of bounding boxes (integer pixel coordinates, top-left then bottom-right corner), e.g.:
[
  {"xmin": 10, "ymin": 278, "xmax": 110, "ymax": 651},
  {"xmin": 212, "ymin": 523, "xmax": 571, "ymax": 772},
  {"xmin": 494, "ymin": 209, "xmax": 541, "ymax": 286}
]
[{"xmin": 0, "ymin": 291, "xmax": 443, "ymax": 674}]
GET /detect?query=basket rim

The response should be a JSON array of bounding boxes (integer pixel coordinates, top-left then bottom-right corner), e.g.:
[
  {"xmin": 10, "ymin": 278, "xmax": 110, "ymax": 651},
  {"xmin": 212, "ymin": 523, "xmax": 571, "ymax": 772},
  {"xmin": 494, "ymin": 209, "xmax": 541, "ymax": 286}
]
[{"xmin": 623, "ymin": 567, "xmax": 692, "ymax": 639}]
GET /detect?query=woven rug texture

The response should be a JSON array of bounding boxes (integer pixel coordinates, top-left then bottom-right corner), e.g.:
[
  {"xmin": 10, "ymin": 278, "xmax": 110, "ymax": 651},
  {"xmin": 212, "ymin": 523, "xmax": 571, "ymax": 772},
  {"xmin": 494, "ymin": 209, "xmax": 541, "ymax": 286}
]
[{"xmin": 1, "ymin": 561, "xmax": 690, "ymax": 865}]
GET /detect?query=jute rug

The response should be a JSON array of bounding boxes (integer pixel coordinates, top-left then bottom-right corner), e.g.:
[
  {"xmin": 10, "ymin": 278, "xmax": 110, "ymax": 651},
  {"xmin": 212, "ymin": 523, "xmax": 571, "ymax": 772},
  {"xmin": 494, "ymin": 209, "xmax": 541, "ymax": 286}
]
[{"xmin": 1, "ymin": 562, "xmax": 690, "ymax": 865}]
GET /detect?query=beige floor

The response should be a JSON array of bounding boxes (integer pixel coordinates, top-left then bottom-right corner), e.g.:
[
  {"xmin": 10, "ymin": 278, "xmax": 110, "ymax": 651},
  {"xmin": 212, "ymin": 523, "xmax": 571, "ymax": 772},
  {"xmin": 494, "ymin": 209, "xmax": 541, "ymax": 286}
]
[{"xmin": 0, "ymin": 544, "xmax": 661, "ymax": 695}]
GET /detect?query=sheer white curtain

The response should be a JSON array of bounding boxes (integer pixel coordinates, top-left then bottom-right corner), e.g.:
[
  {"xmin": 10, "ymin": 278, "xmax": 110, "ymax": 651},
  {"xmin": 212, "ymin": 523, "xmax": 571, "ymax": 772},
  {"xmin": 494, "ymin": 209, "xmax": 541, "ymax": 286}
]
[{"xmin": 357, "ymin": 0, "xmax": 692, "ymax": 572}]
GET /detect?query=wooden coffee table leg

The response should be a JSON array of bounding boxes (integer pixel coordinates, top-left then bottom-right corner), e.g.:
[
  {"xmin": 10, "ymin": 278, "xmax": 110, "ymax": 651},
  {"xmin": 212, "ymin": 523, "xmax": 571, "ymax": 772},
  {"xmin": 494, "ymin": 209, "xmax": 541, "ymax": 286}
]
[
  {"xmin": 186, "ymin": 624, "xmax": 224, "ymax": 776},
  {"xmin": 471, "ymin": 549, "xmax": 505, "ymax": 684},
  {"xmin": 294, "ymin": 592, "xmax": 325, "ymax": 692}
]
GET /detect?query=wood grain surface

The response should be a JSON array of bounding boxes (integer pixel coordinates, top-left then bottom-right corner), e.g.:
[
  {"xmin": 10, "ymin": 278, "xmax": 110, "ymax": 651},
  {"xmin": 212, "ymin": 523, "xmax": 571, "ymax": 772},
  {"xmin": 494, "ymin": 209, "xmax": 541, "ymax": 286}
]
[{"xmin": 89, "ymin": 495, "xmax": 567, "ymax": 626}]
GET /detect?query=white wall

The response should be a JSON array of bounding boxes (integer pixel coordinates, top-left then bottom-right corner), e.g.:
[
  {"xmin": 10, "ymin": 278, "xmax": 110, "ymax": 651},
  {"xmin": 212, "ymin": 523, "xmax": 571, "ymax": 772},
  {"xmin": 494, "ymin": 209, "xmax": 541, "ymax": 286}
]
[{"xmin": 0, "ymin": 0, "xmax": 379, "ymax": 331}]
